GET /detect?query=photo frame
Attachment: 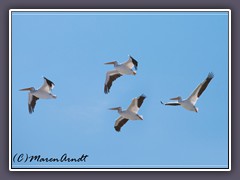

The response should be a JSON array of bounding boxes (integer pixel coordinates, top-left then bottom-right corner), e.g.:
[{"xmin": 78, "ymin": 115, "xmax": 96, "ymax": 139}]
[{"xmin": 9, "ymin": 9, "xmax": 231, "ymax": 171}]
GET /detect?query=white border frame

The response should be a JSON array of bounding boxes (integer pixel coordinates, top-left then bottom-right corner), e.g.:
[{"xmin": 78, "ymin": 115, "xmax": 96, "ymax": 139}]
[{"xmin": 9, "ymin": 9, "xmax": 231, "ymax": 171}]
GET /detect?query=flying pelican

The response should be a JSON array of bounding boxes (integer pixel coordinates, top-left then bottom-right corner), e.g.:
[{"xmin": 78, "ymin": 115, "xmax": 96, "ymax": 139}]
[
  {"xmin": 161, "ymin": 72, "xmax": 214, "ymax": 112},
  {"xmin": 104, "ymin": 55, "xmax": 138, "ymax": 94},
  {"xmin": 19, "ymin": 77, "xmax": 57, "ymax": 113},
  {"xmin": 109, "ymin": 94, "xmax": 146, "ymax": 132}
]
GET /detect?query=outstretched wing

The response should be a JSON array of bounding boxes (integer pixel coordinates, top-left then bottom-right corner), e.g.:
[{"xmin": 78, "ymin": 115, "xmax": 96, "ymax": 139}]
[
  {"xmin": 28, "ymin": 93, "xmax": 39, "ymax": 114},
  {"xmin": 123, "ymin": 56, "xmax": 138, "ymax": 70},
  {"xmin": 114, "ymin": 116, "xmax": 129, "ymax": 132},
  {"xmin": 187, "ymin": 72, "xmax": 214, "ymax": 105},
  {"xmin": 39, "ymin": 77, "xmax": 55, "ymax": 93},
  {"xmin": 104, "ymin": 70, "xmax": 122, "ymax": 94},
  {"xmin": 127, "ymin": 94, "xmax": 146, "ymax": 114}
]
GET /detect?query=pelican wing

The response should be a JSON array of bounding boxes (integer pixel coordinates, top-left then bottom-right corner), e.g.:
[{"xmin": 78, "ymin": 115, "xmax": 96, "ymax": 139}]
[
  {"xmin": 162, "ymin": 102, "xmax": 180, "ymax": 106},
  {"xmin": 123, "ymin": 56, "xmax": 138, "ymax": 70},
  {"xmin": 114, "ymin": 116, "xmax": 129, "ymax": 132},
  {"xmin": 127, "ymin": 94, "xmax": 146, "ymax": 114},
  {"xmin": 104, "ymin": 70, "xmax": 122, "ymax": 94},
  {"xmin": 187, "ymin": 72, "xmax": 214, "ymax": 105},
  {"xmin": 39, "ymin": 77, "xmax": 55, "ymax": 93},
  {"xmin": 28, "ymin": 94, "xmax": 39, "ymax": 113}
]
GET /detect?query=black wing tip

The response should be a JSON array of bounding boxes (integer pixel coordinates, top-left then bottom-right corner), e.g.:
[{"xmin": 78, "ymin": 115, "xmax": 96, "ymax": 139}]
[
  {"xmin": 160, "ymin": 101, "xmax": 165, "ymax": 105},
  {"xmin": 129, "ymin": 55, "xmax": 138, "ymax": 70},
  {"xmin": 28, "ymin": 96, "xmax": 39, "ymax": 114},
  {"xmin": 28, "ymin": 105, "xmax": 34, "ymax": 114},
  {"xmin": 140, "ymin": 94, "xmax": 147, "ymax": 99},
  {"xmin": 114, "ymin": 126, "xmax": 121, "ymax": 132},
  {"xmin": 43, "ymin": 76, "xmax": 48, "ymax": 81},
  {"xmin": 104, "ymin": 84, "xmax": 110, "ymax": 94},
  {"xmin": 208, "ymin": 72, "xmax": 214, "ymax": 79},
  {"xmin": 43, "ymin": 76, "xmax": 55, "ymax": 86},
  {"xmin": 137, "ymin": 94, "xmax": 146, "ymax": 108}
]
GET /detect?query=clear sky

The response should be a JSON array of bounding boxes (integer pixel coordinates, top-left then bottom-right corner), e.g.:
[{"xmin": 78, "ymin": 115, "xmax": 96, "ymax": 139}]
[{"xmin": 11, "ymin": 10, "xmax": 229, "ymax": 169}]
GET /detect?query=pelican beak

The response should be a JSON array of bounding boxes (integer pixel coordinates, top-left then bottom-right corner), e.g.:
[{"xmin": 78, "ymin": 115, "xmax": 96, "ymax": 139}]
[
  {"xmin": 109, "ymin": 107, "xmax": 120, "ymax": 110},
  {"xmin": 19, "ymin": 87, "xmax": 32, "ymax": 91},
  {"xmin": 170, "ymin": 97, "xmax": 180, "ymax": 100},
  {"xmin": 104, "ymin": 61, "xmax": 116, "ymax": 65},
  {"xmin": 138, "ymin": 115, "xmax": 143, "ymax": 120},
  {"xmin": 195, "ymin": 107, "xmax": 198, "ymax": 113}
]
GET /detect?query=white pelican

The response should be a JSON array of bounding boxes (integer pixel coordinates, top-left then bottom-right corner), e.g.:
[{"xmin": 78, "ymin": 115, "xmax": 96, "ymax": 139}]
[
  {"xmin": 109, "ymin": 94, "xmax": 146, "ymax": 132},
  {"xmin": 19, "ymin": 77, "xmax": 57, "ymax": 113},
  {"xmin": 161, "ymin": 72, "xmax": 214, "ymax": 112},
  {"xmin": 104, "ymin": 55, "xmax": 138, "ymax": 94}
]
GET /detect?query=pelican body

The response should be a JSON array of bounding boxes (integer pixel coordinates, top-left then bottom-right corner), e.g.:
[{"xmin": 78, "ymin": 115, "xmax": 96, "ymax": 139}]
[
  {"xmin": 20, "ymin": 77, "xmax": 56, "ymax": 113},
  {"xmin": 109, "ymin": 94, "xmax": 146, "ymax": 132},
  {"xmin": 104, "ymin": 55, "xmax": 138, "ymax": 94},
  {"xmin": 110, "ymin": 107, "xmax": 143, "ymax": 120},
  {"xmin": 161, "ymin": 72, "xmax": 214, "ymax": 112}
]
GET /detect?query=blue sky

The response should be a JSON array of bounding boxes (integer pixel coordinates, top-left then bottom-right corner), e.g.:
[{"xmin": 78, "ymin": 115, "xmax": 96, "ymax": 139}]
[{"xmin": 11, "ymin": 10, "xmax": 229, "ymax": 169}]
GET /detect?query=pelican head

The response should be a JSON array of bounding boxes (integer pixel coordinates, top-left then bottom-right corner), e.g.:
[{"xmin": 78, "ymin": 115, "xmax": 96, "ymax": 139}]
[
  {"xmin": 19, "ymin": 87, "xmax": 35, "ymax": 91},
  {"xmin": 170, "ymin": 96, "xmax": 182, "ymax": 101},
  {"xmin": 104, "ymin": 61, "xmax": 117, "ymax": 65}
]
